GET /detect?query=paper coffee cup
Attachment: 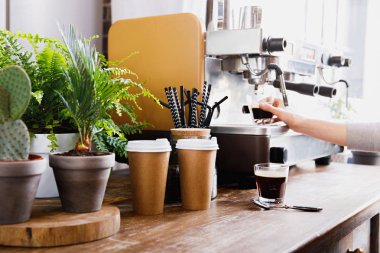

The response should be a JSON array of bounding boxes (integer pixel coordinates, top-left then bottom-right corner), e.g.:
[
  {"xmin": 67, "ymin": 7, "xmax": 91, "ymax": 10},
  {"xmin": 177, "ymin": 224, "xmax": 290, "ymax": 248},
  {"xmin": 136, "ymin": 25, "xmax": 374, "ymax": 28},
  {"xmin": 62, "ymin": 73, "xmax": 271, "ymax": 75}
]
[
  {"xmin": 176, "ymin": 137, "xmax": 219, "ymax": 210},
  {"xmin": 126, "ymin": 139, "xmax": 171, "ymax": 215}
]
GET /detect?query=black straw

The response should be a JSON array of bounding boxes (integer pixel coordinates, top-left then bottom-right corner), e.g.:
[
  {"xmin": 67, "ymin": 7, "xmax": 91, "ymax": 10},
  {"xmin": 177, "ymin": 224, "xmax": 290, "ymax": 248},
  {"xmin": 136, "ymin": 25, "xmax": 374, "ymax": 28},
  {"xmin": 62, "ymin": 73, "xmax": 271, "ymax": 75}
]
[
  {"xmin": 164, "ymin": 88, "xmax": 178, "ymax": 128},
  {"xmin": 186, "ymin": 89, "xmax": 192, "ymax": 128},
  {"xmin": 199, "ymin": 82, "xmax": 209, "ymax": 127},
  {"xmin": 190, "ymin": 88, "xmax": 199, "ymax": 128},
  {"xmin": 169, "ymin": 87, "xmax": 182, "ymax": 128},
  {"xmin": 204, "ymin": 96, "xmax": 228, "ymax": 127}
]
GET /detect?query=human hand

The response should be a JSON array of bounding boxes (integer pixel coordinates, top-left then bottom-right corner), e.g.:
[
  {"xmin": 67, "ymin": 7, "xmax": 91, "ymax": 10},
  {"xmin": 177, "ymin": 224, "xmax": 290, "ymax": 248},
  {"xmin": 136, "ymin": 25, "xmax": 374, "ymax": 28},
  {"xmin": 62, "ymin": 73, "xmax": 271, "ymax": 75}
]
[{"xmin": 259, "ymin": 99, "xmax": 302, "ymax": 129}]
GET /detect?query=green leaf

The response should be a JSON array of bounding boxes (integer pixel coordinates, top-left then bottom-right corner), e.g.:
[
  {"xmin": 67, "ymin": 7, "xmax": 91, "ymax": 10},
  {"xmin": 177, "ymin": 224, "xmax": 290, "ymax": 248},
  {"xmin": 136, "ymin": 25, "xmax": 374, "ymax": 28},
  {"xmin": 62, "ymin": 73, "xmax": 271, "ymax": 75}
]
[
  {"xmin": 31, "ymin": 90, "xmax": 44, "ymax": 104},
  {"xmin": 47, "ymin": 130, "xmax": 59, "ymax": 152}
]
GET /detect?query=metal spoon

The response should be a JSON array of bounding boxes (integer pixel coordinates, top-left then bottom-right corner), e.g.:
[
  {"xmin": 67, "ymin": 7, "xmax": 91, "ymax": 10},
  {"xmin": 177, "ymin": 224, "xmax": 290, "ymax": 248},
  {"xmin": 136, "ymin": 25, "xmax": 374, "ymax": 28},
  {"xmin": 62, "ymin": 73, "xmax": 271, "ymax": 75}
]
[{"xmin": 252, "ymin": 199, "xmax": 323, "ymax": 212}]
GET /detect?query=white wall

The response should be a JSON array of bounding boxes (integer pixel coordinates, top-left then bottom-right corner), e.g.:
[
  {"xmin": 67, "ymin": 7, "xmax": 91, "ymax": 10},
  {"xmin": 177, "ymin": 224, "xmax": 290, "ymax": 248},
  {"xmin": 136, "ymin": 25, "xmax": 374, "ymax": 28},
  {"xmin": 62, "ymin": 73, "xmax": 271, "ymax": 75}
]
[
  {"xmin": 112, "ymin": 0, "xmax": 207, "ymax": 31},
  {"xmin": 9, "ymin": 0, "xmax": 103, "ymax": 49}
]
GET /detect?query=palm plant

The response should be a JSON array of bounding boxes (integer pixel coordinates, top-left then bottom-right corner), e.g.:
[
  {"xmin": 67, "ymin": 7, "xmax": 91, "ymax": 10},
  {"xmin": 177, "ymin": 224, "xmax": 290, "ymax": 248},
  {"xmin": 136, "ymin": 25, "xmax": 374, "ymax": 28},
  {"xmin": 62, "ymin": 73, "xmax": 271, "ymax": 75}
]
[{"xmin": 58, "ymin": 25, "xmax": 156, "ymax": 154}]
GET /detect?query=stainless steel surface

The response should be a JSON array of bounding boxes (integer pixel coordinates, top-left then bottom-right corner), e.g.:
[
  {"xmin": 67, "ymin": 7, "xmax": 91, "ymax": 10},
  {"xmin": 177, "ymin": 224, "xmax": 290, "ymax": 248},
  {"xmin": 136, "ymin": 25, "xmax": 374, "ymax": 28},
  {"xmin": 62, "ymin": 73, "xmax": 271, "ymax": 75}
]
[
  {"xmin": 206, "ymin": 0, "xmax": 218, "ymax": 32},
  {"xmin": 4, "ymin": 0, "xmax": 10, "ymax": 30},
  {"xmin": 211, "ymin": 124, "xmax": 289, "ymax": 136},
  {"xmin": 239, "ymin": 6, "xmax": 262, "ymax": 29},
  {"xmin": 270, "ymin": 133, "xmax": 342, "ymax": 164},
  {"xmin": 203, "ymin": 3, "xmax": 345, "ymax": 182},
  {"xmin": 278, "ymin": 74, "xmax": 289, "ymax": 106},
  {"xmin": 206, "ymin": 28, "xmax": 263, "ymax": 56},
  {"xmin": 222, "ymin": 0, "xmax": 233, "ymax": 30}
]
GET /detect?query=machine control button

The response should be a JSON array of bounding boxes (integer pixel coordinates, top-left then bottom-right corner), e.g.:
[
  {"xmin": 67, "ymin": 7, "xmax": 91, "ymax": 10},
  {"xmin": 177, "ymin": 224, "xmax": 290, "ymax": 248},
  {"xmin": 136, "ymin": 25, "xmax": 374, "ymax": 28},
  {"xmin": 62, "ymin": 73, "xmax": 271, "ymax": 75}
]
[{"xmin": 270, "ymin": 147, "xmax": 288, "ymax": 163}]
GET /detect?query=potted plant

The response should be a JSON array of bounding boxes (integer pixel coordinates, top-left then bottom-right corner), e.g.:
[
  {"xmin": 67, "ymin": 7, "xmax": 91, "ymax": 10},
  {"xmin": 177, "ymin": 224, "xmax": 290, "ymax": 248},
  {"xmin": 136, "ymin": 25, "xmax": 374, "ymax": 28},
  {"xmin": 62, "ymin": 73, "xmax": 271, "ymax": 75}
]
[
  {"xmin": 0, "ymin": 65, "xmax": 46, "ymax": 224},
  {"xmin": 49, "ymin": 24, "xmax": 156, "ymax": 213},
  {"xmin": 0, "ymin": 30, "xmax": 148, "ymax": 197},
  {"xmin": 0, "ymin": 30, "xmax": 78, "ymax": 198}
]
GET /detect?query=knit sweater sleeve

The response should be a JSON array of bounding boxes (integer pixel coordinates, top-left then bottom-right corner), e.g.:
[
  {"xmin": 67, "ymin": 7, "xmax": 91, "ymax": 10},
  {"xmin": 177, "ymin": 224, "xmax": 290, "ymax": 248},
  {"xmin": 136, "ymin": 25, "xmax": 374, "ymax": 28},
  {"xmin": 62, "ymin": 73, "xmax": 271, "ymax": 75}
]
[{"xmin": 347, "ymin": 122, "xmax": 380, "ymax": 152}]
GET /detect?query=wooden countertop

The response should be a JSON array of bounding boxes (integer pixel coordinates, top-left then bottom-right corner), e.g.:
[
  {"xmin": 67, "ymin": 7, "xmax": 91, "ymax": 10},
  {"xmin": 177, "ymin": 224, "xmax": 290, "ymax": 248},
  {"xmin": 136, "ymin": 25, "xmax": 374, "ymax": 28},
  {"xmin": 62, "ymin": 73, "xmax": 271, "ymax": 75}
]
[{"xmin": 2, "ymin": 162, "xmax": 380, "ymax": 253}]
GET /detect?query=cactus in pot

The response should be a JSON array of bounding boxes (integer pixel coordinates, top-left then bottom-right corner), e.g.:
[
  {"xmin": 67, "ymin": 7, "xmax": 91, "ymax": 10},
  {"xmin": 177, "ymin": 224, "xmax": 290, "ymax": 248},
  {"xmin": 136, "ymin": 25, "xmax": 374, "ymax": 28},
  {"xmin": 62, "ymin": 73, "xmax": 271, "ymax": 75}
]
[
  {"xmin": 0, "ymin": 66, "xmax": 31, "ymax": 160},
  {"xmin": 0, "ymin": 65, "xmax": 46, "ymax": 224}
]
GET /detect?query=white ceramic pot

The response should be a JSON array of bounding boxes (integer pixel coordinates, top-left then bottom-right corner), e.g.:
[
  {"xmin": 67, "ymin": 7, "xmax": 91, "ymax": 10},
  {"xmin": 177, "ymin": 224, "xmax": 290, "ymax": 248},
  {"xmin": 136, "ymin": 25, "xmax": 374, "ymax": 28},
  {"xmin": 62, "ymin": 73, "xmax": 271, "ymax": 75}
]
[{"xmin": 30, "ymin": 133, "xmax": 77, "ymax": 198}]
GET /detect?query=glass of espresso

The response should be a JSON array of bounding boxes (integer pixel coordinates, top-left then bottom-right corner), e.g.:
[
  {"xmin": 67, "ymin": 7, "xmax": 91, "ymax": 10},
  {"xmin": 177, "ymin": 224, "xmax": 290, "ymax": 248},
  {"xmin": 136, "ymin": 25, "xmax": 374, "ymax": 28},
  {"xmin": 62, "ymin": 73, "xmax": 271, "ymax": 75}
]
[{"xmin": 254, "ymin": 163, "xmax": 289, "ymax": 205}]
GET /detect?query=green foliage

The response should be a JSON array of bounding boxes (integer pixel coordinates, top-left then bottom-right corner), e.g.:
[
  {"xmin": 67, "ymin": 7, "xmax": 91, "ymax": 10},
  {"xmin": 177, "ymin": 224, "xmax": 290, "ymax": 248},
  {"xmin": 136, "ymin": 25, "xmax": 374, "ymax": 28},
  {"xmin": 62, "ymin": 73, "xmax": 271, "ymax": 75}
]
[
  {"xmin": 0, "ymin": 30, "xmax": 75, "ymax": 139},
  {"xmin": 47, "ymin": 130, "xmax": 59, "ymax": 151},
  {"xmin": 92, "ymin": 132, "xmax": 128, "ymax": 158},
  {"xmin": 0, "ymin": 27, "xmax": 156, "ymax": 156},
  {"xmin": 327, "ymin": 97, "xmax": 355, "ymax": 120},
  {"xmin": 0, "ymin": 66, "xmax": 31, "ymax": 160},
  {"xmin": 58, "ymin": 25, "xmax": 157, "ymax": 156}
]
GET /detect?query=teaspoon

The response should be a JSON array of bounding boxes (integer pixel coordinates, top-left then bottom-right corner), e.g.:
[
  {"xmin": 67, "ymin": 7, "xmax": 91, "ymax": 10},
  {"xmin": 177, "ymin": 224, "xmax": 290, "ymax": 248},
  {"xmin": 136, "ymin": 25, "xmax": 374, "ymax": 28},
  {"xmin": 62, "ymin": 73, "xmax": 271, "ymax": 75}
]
[{"xmin": 252, "ymin": 199, "xmax": 323, "ymax": 212}]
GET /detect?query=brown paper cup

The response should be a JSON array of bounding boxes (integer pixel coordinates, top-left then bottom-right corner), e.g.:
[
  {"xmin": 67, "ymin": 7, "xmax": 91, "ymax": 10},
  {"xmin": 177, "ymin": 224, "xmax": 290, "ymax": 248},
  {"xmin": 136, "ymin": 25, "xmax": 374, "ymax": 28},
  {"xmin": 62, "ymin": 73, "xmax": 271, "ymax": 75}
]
[
  {"xmin": 128, "ymin": 151, "xmax": 170, "ymax": 215},
  {"xmin": 178, "ymin": 149, "xmax": 217, "ymax": 210}
]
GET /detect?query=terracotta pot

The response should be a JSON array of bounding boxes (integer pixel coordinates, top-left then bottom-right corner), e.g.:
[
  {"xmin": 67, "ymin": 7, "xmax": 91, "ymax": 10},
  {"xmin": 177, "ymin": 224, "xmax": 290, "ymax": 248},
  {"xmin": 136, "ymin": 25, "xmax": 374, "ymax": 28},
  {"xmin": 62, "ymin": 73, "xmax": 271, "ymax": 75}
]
[
  {"xmin": 49, "ymin": 152, "xmax": 115, "ymax": 213},
  {"xmin": 0, "ymin": 155, "xmax": 46, "ymax": 224},
  {"xmin": 30, "ymin": 133, "xmax": 78, "ymax": 198}
]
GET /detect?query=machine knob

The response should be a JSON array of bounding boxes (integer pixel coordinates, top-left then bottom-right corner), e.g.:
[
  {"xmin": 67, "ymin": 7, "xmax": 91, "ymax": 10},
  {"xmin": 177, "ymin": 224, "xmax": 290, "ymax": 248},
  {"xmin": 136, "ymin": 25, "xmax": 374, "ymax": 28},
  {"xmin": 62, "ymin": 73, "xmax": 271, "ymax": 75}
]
[
  {"xmin": 270, "ymin": 147, "xmax": 288, "ymax": 163},
  {"xmin": 318, "ymin": 86, "xmax": 337, "ymax": 98},
  {"xmin": 262, "ymin": 37, "xmax": 287, "ymax": 53},
  {"xmin": 327, "ymin": 56, "xmax": 351, "ymax": 67},
  {"xmin": 343, "ymin": 58, "xmax": 352, "ymax": 67}
]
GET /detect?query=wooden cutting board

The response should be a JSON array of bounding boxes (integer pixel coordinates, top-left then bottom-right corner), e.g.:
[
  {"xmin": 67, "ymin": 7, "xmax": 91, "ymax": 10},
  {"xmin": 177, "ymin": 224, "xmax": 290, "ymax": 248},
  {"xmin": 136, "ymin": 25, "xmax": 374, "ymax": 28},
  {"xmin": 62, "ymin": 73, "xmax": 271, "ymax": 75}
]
[
  {"xmin": 108, "ymin": 13, "xmax": 205, "ymax": 131},
  {"xmin": 0, "ymin": 205, "xmax": 120, "ymax": 247}
]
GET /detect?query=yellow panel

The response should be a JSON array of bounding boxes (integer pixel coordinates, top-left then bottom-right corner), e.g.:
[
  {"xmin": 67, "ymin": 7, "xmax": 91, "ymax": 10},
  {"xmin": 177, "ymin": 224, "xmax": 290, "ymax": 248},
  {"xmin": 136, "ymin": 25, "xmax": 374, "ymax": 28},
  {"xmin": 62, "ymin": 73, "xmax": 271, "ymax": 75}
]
[{"xmin": 108, "ymin": 13, "xmax": 204, "ymax": 131}]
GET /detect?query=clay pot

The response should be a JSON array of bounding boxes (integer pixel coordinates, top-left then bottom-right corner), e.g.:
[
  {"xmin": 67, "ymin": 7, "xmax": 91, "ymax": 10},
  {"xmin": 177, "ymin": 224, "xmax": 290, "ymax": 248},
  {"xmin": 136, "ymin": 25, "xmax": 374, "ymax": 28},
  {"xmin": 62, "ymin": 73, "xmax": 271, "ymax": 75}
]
[
  {"xmin": 0, "ymin": 155, "xmax": 46, "ymax": 224},
  {"xmin": 30, "ymin": 133, "xmax": 78, "ymax": 198},
  {"xmin": 49, "ymin": 152, "xmax": 115, "ymax": 213}
]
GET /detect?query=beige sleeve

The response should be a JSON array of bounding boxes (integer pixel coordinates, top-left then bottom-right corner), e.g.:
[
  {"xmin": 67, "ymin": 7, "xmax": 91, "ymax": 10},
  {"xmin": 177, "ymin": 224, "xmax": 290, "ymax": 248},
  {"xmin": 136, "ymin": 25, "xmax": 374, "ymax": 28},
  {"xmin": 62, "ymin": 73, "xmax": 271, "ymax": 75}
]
[{"xmin": 347, "ymin": 122, "xmax": 380, "ymax": 152}]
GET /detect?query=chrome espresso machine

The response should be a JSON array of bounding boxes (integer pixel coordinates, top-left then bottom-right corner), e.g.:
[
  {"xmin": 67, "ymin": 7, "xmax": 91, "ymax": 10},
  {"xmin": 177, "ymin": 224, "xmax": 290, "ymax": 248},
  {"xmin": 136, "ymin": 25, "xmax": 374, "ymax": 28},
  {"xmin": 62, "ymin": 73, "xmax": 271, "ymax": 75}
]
[{"xmin": 204, "ymin": 0, "xmax": 350, "ymax": 187}]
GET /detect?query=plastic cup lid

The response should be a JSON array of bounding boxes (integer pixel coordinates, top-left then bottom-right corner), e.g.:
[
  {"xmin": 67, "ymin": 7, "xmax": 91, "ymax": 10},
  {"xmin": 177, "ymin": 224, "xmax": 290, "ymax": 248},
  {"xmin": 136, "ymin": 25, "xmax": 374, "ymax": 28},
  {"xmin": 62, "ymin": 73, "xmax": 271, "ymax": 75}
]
[
  {"xmin": 176, "ymin": 137, "xmax": 219, "ymax": 150},
  {"xmin": 126, "ymin": 139, "xmax": 171, "ymax": 152}
]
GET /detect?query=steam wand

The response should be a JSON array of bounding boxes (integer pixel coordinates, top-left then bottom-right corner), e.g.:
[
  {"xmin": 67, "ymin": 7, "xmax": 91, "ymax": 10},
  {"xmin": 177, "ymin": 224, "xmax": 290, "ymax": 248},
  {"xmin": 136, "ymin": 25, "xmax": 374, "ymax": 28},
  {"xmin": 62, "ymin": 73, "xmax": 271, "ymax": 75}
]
[{"xmin": 267, "ymin": 64, "xmax": 289, "ymax": 107}]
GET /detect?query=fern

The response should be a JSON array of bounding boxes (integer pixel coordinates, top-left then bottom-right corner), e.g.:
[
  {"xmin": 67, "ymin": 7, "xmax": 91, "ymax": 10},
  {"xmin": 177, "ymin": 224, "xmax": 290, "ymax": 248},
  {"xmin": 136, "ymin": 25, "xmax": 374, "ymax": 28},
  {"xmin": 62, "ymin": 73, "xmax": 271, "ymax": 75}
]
[
  {"xmin": 93, "ymin": 132, "xmax": 128, "ymax": 158},
  {"xmin": 2, "ymin": 26, "xmax": 158, "ymax": 156},
  {"xmin": 47, "ymin": 130, "xmax": 59, "ymax": 151},
  {"xmin": 0, "ymin": 30, "xmax": 75, "ymax": 137}
]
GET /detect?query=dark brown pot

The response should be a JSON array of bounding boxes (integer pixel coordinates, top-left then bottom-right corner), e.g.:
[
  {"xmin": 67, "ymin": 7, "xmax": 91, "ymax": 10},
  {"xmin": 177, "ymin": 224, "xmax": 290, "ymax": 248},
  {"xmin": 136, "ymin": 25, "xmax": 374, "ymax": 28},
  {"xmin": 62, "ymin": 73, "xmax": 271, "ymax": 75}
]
[
  {"xmin": 49, "ymin": 152, "xmax": 115, "ymax": 213},
  {"xmin": 0, "ymin": 155, "xmax": 46, "ymax": 224}
]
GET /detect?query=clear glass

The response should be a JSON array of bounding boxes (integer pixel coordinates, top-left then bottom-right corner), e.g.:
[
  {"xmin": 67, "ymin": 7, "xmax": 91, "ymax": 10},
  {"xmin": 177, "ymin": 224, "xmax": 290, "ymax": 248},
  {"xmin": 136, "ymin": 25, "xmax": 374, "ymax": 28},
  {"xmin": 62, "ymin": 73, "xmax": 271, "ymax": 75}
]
[{"xmin": 254, "ymin": 163, "xmax": 289, "ymax": 205}]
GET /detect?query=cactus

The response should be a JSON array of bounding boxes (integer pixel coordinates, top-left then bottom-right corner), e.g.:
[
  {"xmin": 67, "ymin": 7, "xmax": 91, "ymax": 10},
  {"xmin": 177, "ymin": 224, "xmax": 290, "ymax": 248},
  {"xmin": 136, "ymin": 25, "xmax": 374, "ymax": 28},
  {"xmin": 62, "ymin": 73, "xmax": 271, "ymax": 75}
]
[{"xmin": 0, "ymin": 66, "xmax": 31, "ymax": 160}]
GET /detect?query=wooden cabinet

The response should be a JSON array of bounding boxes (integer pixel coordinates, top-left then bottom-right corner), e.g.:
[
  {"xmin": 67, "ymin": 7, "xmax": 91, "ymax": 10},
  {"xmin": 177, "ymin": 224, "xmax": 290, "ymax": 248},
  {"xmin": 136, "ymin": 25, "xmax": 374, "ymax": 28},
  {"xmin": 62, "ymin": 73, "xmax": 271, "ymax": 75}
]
[{"xmin": 324, "ymin": 218, "xmax": 371, "ymax": 253}]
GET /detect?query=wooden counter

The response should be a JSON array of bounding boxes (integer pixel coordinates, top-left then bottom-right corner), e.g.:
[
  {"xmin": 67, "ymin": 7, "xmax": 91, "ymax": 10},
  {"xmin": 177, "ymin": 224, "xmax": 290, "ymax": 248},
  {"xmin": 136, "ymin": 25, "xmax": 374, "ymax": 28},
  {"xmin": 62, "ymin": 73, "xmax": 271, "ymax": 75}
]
[{"xmin": 2, "ymin": 162, "xmax": 380, "ymax": 253}]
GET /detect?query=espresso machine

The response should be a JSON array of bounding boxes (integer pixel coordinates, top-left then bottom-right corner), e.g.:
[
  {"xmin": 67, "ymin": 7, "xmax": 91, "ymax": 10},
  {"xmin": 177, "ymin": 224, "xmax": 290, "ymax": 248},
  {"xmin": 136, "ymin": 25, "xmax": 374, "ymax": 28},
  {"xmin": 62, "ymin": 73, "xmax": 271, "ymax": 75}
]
[
  {"xmin": 108, "ymin": 1, "xmax": 351, "ymax": 188},
  {"xmin": 204, "ymin": 0, "xmax": 350, "ymax": 187}
]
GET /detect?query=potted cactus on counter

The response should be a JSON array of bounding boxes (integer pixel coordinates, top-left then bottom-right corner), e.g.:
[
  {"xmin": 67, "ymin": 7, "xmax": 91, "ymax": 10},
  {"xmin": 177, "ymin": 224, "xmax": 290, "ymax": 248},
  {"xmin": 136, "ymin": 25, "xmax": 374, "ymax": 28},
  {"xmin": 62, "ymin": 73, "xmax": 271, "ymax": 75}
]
[{"xmin": 0, "ymin": 65, "xmax": 46, "ymax": 224}]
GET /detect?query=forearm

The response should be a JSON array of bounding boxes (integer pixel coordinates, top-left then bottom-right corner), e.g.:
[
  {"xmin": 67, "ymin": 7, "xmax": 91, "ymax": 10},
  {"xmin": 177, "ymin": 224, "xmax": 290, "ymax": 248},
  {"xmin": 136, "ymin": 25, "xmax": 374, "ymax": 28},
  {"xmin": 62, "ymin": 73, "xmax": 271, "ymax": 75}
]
[{"xmin": 292, "ymin": 117, "xmax": 347, "ymax": 146}]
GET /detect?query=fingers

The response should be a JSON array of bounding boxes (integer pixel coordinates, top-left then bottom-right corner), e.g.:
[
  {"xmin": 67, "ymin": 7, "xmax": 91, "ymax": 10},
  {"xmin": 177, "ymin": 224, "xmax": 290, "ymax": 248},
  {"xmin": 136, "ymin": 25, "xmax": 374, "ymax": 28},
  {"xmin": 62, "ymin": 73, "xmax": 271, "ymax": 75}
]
[
  {"xmin": 259, "ymin": 102, "xmax": 277, "ymax": 113},
  {"xmin": 272, "ymin": 98, "xmax": 284, "ymax": 108}
]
